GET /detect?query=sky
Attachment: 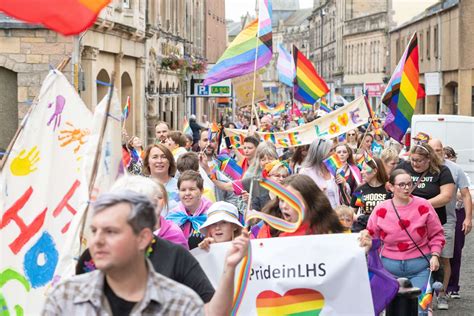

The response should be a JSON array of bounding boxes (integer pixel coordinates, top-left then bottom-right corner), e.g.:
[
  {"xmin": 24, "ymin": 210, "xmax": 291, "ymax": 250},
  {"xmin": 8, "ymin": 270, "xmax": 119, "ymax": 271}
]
[{"xmin": 225, "ymin": 0, "xmax": 439, "ymax": 26}]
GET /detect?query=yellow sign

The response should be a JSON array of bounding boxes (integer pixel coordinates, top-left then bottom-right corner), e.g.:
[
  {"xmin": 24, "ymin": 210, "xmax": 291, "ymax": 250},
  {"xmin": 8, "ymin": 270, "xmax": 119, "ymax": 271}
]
[{"xmin": 232, "ymin": 73, "xmax": 266, "ymax": 107}]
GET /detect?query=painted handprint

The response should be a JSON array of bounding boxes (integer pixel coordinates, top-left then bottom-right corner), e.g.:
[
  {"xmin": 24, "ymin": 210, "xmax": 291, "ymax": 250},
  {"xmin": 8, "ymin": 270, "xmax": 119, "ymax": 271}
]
[
  {"xmin": 58, "ymin": 122, "xmax": 90, "ymax": 154},
  {"xmin": 47, "ymin": 95, "xmax": 66, "ymax": 131},
  {"xmin": 10, "ymin": 146, "xmax": 40, "ymax": 176}
]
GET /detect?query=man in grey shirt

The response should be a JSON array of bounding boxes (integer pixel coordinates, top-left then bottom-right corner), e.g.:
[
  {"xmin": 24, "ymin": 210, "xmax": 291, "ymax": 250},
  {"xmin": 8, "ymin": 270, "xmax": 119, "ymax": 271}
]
[
  {"xmin": 429, "ymin": 139, "xmax": 472, "ymax": 310},
  {"xmin": 43, "ymin": 191, "xmax": 204, "ymax": 315}
]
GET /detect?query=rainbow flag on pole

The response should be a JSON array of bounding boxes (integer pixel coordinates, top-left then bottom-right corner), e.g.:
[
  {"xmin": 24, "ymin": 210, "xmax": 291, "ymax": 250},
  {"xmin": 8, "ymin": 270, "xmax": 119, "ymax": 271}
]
[
  {"xmin": 0, "ymin": 0, "xmax": 111, "ymax": 35},
  {"xmin": 382, "ymin": 33, "xmax": 420, "ymax": 142},
  {"xmin": 204, "ymin": 3, "xmax": 273, "ymax": 86},
  {"xmin": 182, "ymin": 117, "xmax": 192, "ymax": 136},
  {"xmin": 293, "ymin": 45, "xmax": 329, "ymax": 105},
  {"xmin": 419, "ymin": 272, "xmax": 433, "ymax": 310},
  {"xmin": 122, "ymin": 96, "xmax": 131, "ymax": 121}
]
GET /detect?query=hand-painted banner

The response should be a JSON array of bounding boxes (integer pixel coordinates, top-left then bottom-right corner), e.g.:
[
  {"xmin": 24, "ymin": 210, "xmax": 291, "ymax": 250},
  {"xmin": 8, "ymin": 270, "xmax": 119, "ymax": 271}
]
[
  {"xmin": 0, "ymin": 70, "xmax": 92, "ymax": 314},
  {"xmin": 225, "ymin": 96, "xmax": 371, "ymax": 148},
  {"xmin": 192, "ymin": 234, "xmax": 374, "ymax": 315}
]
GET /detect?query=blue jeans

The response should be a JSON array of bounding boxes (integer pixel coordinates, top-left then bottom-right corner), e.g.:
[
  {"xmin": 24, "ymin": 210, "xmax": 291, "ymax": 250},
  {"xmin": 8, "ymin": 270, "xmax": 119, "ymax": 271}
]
[{"xmin": 382, "ymin": 256, "xmax": 430, "ymax": 315}]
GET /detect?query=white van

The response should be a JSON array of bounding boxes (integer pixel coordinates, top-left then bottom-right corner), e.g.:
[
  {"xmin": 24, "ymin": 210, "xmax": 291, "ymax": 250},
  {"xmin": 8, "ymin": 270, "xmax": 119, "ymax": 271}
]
[{"xmin": 411, "ymin": 115, "xmax": 474, "ymax": 187}]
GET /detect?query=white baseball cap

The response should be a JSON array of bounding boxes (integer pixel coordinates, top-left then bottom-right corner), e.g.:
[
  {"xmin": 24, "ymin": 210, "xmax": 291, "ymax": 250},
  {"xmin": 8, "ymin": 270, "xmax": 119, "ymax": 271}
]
[{"xmin": 199, "ymin": 201, "xmax": 243, "ymax": 235}]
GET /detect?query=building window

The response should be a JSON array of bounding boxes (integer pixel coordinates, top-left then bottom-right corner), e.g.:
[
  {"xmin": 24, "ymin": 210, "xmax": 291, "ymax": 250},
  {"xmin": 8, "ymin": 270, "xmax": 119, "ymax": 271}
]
[
  {"xmin": 434, "ymin": 25, "xmax": 439, "ymax": 58},
  {"xmin": 123, "ymin": 0, "xmax": 131, "ymax": 9},
  {"xmin": 426, "ymin": 28, "xmax": 431, "ymax": 60},
  {"xmin": 396, "ymin": 38, "xmax": 400, "ymax": 61},
  {"xmin": 419, "ymin": 33, "xmax": 423, "ymax": 61}
]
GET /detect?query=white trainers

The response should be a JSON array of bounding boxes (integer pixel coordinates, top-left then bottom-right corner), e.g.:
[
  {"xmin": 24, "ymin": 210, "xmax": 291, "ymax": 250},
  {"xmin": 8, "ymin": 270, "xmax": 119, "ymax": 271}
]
[
  {"xmin": 437, "ymin": 295, "xmax": 449, "ymax": 310},
  {"xmin": 448, "ymin": 291, "xmax": 461, "ymax": 299}
]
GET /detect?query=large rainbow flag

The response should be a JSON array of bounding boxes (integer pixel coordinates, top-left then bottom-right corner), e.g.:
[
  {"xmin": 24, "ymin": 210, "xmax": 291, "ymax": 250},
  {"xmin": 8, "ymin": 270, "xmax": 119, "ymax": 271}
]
[
  {"xmin": 0, "ymin": 0, "xmax": 110, "ymax": 35},
  {"xmin": 293, "ymin": 45, "xmax": 329, "ymax": 105},
  {"xmin": 204, "ymin": 0, "xmax": 273, "ymax": 86},
  {"xmin": 382, "ymin": 33, "xmax": 420, "ymax": 142}
]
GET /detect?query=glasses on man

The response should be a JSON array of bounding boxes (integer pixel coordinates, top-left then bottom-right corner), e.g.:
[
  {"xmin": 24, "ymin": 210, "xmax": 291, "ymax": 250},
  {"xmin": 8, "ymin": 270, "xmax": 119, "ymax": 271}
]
[{"xmin": 394, "ymin": 182, "xmax": 413, "ymax": 189}]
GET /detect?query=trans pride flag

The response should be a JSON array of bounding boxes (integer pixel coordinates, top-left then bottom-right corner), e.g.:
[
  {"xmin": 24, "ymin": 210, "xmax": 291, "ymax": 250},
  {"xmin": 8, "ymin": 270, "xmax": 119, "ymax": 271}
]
[
  {"xmin": 277, "ymin": 44, "xmax": 295, "ymax": 87},
  {"xmin": 293, "ymin": 45, "xmax": 329, "ymax": 105},
  {"xmin": 204, "ymin": 0, "xmax": 272, "ymax": 86},
  {"xmin": 382, "ymin": 33, "xmax": 420, "ymax": 142}
]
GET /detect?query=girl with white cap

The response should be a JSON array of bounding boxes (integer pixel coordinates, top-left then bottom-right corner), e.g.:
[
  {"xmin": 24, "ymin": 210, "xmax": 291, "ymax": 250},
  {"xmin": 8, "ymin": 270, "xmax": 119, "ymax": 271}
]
[{"xmin": 198, "ymin": 201, "xmax": 244, "ymax": 250}]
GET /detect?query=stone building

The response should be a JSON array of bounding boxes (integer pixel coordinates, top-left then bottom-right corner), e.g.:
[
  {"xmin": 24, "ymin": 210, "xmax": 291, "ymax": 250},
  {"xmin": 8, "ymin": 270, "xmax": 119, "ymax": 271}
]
[
  {"xmin": 343, "ymin": 0, "xmax": 390, "ymax": 107},
  {"xmin": 308, "ymin": 0, "xmax": 390, "ymax": 107},
  {"xmin": 389, "ymin": 0, "xmax": 473, "ymax": 116},
  {"xmin": 265, "ymin": 8, "xmax": 312, "ymax": 103},
  {"xmin": 0, "ymin": 0, "xmax": 224, "ymax": 148}
]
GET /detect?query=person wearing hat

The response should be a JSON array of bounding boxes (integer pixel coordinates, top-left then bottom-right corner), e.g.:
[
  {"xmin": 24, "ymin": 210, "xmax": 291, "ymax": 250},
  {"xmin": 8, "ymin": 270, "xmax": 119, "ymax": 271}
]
[{"xmin": 198, "ymin": 202, "xmax": 244, "ymax": 251}]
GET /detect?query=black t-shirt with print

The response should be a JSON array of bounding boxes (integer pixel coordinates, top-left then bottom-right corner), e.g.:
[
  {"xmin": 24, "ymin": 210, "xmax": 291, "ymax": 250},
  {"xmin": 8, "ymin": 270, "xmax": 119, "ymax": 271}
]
[
  {"xmin": 350, "ymin": 183, "xmax": 389, "ymax": 215},
  {"xmin": 104, "ymin": 278, "xmax": 137, "ymax": 316},
  {"xmin": 76, "ymin": 237, "xmax": 215, "ymax": 303},
  {"xmin": 397, "ymin": 160, "xmax": 454, "ymax": 224}
]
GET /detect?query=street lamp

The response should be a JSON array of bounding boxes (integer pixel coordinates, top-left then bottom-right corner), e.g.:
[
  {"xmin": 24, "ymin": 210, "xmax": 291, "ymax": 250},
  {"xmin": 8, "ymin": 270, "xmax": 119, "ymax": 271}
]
[{"xmin": 320, "ymin": 8, "xmax": 326, "ymax": 77}]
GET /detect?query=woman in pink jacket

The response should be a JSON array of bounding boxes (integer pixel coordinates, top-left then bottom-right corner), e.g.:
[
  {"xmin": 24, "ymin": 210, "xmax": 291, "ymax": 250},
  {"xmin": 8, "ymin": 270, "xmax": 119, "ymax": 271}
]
[{"xmin": 367, "ymin": 169, "xmax": 445, "ymax": 315}]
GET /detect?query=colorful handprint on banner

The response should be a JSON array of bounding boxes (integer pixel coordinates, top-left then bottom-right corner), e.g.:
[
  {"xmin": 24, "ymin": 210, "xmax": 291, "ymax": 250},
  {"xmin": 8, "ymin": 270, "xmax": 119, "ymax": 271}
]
[
  {"xmin": 47, "ymin": 95, "xmax": 66, "ymax": 131},
  {"xmin": 10, "ymin": 146, "xmax": 40, "ymax": 176},
  {"xmin": 58, "ymin": 122, "xmax": 90, "ymax": 154}
]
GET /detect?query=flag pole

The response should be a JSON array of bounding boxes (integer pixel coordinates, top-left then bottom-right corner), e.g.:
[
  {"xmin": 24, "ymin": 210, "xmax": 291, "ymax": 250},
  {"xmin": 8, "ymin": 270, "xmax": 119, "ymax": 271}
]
[
  {"xmin": 0, "ymin": 57, "xmax": 71, "ymax": 171},
  {"xmin": 78, "ymin": 72, "xmax": 116, "ymax": 252},
  {"xmin": 245, "ymin": 0, "xmax": 263, "ymax": 222}
]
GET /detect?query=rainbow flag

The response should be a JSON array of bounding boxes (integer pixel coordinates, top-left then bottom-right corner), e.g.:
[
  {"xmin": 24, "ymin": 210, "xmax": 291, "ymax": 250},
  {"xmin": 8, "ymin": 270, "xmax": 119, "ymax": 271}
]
[
  {"xmin": 277, "ymin": 44, "xmax": 295, "ymax": 87},
  {"xmin": 228, "ymin": 135, "xmax": 244, "ymax": 148},
  {"xmin": 256, "ymin": 288, "xmax": 324, "ymax": 315},
  {"xmin": 300, "ymin": 103, "xmax": 312, "ymax": 111},
  {"xmin": 217, "ymin": 154, "xmax": 243, "ymax": 180},
  {"xmin": 182, "ymin": 117, "xmax": 192, "ymax": 136},
  {"xmin": 319, "ymin": 97, "xmax": 333, "ymax": 113},
  {"xmin": 207, "ymin": 121, "xmax": 220, "ymax": 141},
  {"xmin": 0, "ymin": 0, "xmax": 110, "ymax": 35},
  {"xmin": 293, "ymin": 45, "xmax": 329, "ymax": 105},
  {"xmin": 382, "ymin": 33, "xmax": 420, "ymax": 142},
  {"xmin": 419, "ymin": 273, "xmax": 433, "ymax": 310},
  {"xmin": 122, "ymin": 96, "xmax": 131, "ymax": 121},
  {"xmin": 322, "ymin": 153, "xmax": 344, "ymax": 177},
  {"xmin": 203, "ymin": 18, "xmax": 272, "ymax": 85},
  {"xmin": 354, "ymin": 191, "xmax": 364, "ymax": 207},
  {"xmin": 259, "ymin": 102, "xmax": 285, "ymax": 116}
]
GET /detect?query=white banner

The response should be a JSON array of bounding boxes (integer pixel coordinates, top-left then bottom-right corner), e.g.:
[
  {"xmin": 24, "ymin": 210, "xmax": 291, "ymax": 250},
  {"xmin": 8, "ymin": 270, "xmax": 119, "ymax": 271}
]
[
  {"xmin": 0, "ymin": 70, "xmax": 92, "ymax": 314},
  {"xmin": 225, "ymin": 96, "xmax": 371, "ymax": 148},
  {"xmin": 193, "ymin": 234, "xmax": 374, "ymax": 315}
]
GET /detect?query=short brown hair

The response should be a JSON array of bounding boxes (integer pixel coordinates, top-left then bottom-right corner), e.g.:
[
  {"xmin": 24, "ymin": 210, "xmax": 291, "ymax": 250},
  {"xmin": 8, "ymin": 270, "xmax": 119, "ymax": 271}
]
[
  {"xmin": 178, "ymin": 170, "xmax": 204, "ymax": 190},
  {"xmin": 177, "ymin": 152, "xmax": 200, "ymax": 172},
  {"xmin": 168, "ymin": 131, "xmax": 187, "ymax": 147},
  {"xmin": 143, "ymin": 143, "xmax": 176, "ymax": 177}
]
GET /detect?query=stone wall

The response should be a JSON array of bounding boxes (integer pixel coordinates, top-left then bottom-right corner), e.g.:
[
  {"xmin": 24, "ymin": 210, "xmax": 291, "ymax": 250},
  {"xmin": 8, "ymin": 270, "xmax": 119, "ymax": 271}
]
[{"xmin": 0, "ymin": 28, "xmax": 72, "ymax": 121}]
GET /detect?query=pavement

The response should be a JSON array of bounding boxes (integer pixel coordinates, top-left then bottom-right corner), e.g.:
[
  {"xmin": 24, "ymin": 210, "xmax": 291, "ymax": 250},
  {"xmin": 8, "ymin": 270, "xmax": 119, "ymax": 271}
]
[{"xmin": 436, "ymin": 230, "xmax": 473, "ymax": 316}]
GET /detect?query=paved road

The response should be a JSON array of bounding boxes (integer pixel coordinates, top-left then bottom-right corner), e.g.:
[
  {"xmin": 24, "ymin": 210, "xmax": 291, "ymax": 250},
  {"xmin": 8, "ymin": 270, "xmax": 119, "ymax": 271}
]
[{"xmin": 437, "ymin": 229, "xmax": 473, "ymax": 315}]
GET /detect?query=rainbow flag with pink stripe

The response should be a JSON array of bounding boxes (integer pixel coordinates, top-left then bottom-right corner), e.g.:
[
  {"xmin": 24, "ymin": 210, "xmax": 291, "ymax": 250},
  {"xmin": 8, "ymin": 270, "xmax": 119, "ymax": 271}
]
[{"xmin": 382, "ymin": 33, "xmax": 420, "ymax": 142}]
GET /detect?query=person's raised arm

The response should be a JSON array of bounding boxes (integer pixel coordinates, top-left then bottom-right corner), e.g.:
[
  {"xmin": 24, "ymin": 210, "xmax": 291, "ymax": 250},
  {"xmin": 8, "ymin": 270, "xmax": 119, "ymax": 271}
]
[{"xmin": 205, "ymin": 230, "xmax": 250, "ymax": 316}]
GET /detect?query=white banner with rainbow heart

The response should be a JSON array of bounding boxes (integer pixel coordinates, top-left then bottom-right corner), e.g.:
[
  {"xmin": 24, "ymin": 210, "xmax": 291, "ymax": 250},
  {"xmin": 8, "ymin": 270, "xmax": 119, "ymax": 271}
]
[
  {"xmin": 225, "ymin": 96, "xmax": 371, "ymax": 148},
  {"xmin": 192, "ymin": 234, "xmax": 374, "ymax": 315}
]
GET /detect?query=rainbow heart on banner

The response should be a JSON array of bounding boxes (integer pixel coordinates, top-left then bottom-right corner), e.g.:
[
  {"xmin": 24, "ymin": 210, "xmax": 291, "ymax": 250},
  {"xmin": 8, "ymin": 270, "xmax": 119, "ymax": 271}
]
[{"xmin": 256, "ymin": 288, "xmax": 325, "ymax": 315}]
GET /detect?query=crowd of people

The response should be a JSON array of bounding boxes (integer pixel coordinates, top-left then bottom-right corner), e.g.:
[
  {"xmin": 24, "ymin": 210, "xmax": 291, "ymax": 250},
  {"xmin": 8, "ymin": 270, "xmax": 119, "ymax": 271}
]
[{"xmin": 42, "ymin": 110, "xmax": 472, "ymax": 316}]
